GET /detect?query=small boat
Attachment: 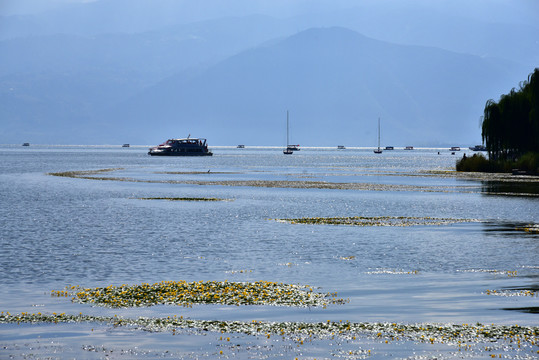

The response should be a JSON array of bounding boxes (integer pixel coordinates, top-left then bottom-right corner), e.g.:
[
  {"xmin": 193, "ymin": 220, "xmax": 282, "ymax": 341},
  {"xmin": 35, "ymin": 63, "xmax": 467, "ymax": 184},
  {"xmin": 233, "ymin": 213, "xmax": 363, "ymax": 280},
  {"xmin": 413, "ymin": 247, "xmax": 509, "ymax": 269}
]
[
  {"xmin": 450, "ymin": 146, "xmax": 460, "ymax": 151},
  {"xmin": 286, "ymin": 145, "xmax": 300, "ymax": 151},
  {"xmin": 404, "ymin": 146, "xmax": 414, "ymax": 150},
  {"xmin": 469, "ymin": 145, "xmax": 486, "ymax": 151},
  {"xmin": 283, "ymin": 111, "xmax": 299, "ymax": 154},
  {"xmin": 122, "ymin": 144, "xmax": 130, "ymax": 147},
  {"xmin": 236, "ymin": 145, "xmax": 245, "ymax": 149},
  {"xmin": 374, "ymin": 117, "xmax": 382, "ymax": 154},
  {"xmin": 148, "ymin": 136, "xmax": 213, "ymax": 156},
  {"xmin": 22, "ymin": 143, "xmax": 30, "ymax": 146},
  {"xmin": 337, "ymin": 145, "xmax": 346, "ymax": 149},
  {"xmin": 384, "ymin": 146, "xmax": 394, "ymax": 150}
]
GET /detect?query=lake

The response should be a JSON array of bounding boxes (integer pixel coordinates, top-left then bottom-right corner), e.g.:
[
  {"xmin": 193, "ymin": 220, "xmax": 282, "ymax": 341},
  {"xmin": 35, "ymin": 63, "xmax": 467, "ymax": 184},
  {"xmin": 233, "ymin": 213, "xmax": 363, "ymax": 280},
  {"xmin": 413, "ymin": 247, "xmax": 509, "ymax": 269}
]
[{"xmin": 0, "ymin": 145, "xmax": 538, "ymax": 359}]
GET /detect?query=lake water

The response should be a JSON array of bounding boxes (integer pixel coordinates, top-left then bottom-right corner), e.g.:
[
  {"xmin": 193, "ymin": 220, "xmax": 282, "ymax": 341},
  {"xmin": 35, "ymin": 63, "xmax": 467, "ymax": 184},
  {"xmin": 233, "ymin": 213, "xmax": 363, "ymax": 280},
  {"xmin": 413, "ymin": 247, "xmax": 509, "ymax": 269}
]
[{"xmin": 0, "ymin": 145, "xmax": 538, "ymax": 359}]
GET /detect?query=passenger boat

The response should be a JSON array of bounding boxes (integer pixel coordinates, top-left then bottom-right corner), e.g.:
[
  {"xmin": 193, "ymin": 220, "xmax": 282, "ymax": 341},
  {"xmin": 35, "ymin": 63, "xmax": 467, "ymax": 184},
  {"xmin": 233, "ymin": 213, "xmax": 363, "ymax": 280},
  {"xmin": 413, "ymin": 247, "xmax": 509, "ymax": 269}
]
[
  {"xmin": 122, "ymin": 144, "xmax": 130, "ymax": 147},
  {"xmin": 236, "ymin": 145, "xmax": 245, "ymax": 149},
  {"xmin": 22, "ymin": 143, "xmax": 30, "ymax": 146},
  {"xmin": 384, "ymin": 146, "xmax": 394, "ymax": 150},
  {"xmin": 337, "ymin": 145, "xmax": 346, "ymax": 149},
  {"xmin": 450, "ymin": 146, "xmax": 460, "ymax": 151},
  {"xmin": 404, "ymin": 146, "xmax": 414, "ymax": 150},
  {"xmin": 148, "ymin": 137, "xmax": 213, "ymax": 156},
  {"xmin": 469, "ymin": 145, "xmax": 486, "ymax": 151}
]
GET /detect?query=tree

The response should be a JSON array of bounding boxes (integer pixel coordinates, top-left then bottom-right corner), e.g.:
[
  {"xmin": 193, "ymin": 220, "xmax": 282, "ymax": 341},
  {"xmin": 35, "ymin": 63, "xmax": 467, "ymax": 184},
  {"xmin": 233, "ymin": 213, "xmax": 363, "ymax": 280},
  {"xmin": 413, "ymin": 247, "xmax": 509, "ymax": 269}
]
[{"xmin": 481, "ymin": 68, "xmax": 539, "ymax": 160}]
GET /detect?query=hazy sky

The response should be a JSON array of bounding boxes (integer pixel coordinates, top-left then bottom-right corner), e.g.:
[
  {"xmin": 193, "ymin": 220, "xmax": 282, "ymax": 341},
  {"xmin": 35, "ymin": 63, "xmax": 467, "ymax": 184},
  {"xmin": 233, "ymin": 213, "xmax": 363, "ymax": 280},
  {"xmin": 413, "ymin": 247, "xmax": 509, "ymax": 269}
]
[{"xmin": 1, "ymin": 0, "xmax": 538, "ymax": 26}]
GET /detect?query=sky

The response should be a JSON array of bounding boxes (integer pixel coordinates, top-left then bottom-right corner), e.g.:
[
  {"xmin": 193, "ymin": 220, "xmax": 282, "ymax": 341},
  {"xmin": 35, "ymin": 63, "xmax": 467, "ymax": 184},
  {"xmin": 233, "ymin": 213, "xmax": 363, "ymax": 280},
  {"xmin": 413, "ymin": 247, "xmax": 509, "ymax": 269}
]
[{"xmin": 1, "ymin": 0, "xmax": 537, "ymax": 21}]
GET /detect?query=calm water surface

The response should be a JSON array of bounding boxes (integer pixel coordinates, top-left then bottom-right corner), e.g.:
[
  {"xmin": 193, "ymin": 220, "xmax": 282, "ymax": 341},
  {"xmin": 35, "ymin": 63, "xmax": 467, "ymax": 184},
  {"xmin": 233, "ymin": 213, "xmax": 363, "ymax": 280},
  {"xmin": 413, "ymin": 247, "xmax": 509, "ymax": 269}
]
[{"xmin": 0, "ymin": 145, "xmax": 538, "ymax": 358}]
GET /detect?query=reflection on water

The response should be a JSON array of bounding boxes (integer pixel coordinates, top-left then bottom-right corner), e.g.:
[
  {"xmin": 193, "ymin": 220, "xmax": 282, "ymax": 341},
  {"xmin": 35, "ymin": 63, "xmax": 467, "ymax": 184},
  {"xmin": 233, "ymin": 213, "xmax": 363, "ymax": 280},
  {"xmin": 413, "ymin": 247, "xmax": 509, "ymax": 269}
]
[
  {"xmin": 501, "ymin": 307, "xmax": 539, "ymax": 313},
  {"xmin": 481, "ymin": 180, "xmax": 539, "ymax": 196},
  {"xmin": 482, "ymin": 221, "xmax": 539, "ymax": 237}
]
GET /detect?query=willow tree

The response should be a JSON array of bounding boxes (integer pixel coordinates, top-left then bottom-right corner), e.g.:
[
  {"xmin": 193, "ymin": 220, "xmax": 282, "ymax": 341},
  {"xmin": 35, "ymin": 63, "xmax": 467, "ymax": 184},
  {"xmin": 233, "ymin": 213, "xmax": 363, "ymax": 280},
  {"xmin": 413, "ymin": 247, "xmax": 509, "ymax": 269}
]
[
  {"xmin": 526, "ymin": 68, "xmax": 539, "ymax": 152},
  {"xmin": 482, "ymin": 68, "xmax": 539, "ymax": 160}
]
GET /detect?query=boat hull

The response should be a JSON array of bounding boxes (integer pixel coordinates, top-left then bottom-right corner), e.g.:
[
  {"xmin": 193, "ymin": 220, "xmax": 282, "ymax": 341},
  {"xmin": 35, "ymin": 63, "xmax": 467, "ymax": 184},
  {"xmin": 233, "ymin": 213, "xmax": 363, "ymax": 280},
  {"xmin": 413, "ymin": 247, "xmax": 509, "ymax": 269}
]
[{"xmin": 148, "ymin": 150, "xmax": 212, "ymax": 156}]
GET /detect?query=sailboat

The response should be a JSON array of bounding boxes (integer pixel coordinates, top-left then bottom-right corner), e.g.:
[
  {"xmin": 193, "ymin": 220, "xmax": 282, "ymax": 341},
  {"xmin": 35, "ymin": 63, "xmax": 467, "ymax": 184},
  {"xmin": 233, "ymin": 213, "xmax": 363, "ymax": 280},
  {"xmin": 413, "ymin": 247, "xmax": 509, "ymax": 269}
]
[
  {"xmin": 283, "ymin": 110, "xmax": 294, "ymax": 154},
  {"xmin": 374, "ymin": 117, "xmax": 383, "ymax": 154}
]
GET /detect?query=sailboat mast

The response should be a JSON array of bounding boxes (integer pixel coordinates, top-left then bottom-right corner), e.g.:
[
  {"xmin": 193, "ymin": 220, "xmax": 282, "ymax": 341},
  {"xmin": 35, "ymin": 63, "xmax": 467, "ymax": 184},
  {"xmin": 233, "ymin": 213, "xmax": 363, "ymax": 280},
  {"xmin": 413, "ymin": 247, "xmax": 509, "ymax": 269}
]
[
  {"xmin": 378, "ymin": 117, "xmax": 380, "ymax": 149},
  {"xmin": 374, "ymin": 117, "xmax": 382, "ymax": 153},
  {"xmin": 286, "ymin": 110, "xmax": 289, "ymax": 147}
]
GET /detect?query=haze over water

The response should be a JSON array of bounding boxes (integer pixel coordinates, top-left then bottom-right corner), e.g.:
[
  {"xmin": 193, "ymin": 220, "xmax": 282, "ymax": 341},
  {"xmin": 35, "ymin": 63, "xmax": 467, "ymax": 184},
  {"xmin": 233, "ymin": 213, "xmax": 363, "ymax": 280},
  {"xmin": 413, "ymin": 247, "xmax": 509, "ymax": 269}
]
[{"xmin": 0, "ymin": 145, "xmax": 538, "ymax": 358}]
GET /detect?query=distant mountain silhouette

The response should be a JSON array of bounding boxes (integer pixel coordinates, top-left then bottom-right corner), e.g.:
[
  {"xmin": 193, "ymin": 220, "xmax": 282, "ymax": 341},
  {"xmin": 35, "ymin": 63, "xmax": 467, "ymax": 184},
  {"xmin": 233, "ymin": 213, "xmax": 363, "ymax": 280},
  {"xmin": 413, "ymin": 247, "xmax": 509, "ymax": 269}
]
[
  {"xmin": 110, "ymin": 27, "xmax": 526, "ymax": 146},
  {"xmin": 0, "ymin": 13, "xmax": 533, "ymax": 146}
]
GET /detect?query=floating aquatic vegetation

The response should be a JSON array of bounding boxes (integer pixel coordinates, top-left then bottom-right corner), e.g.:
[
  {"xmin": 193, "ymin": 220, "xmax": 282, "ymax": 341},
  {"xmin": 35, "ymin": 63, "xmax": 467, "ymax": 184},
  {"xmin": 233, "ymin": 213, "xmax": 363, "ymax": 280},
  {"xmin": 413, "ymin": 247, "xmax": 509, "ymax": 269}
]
[
  {"xmin": 1, "ymin": 312, "xmax": 538, "ymax": 353},
  {"xmin": 48, "ymin": 168, "xmax": 123, "ymax": 178},
  {"xmin": 516, "ymin": 225, "xmax": 539, "ymax": 233},
  {"xmin": 48, "ymin": 168, "xmax": 539, "ymax": 198},
  {"xmin": 275, "ymin": 216, "xmax": 480, "ymax": 227},
  {"xmin": 45, "ymin": 168, "xmax": 475, "ymax": 194},
  {"xmin": 156, "ymin": 171, "xmax": 240, "ymax": 175},
  {"xmin": 137, "ymin": 197, "xmax": 228, "ymax": 202},
  {"xmin": 225, "ymin": 269, "xmax": 253, "ymax": 274},
  {"xmin": 366, "ymin": 269, "xmax": 420, "ymax": 275},
  {"xmin": 278, "ymin": 262, "xmax": 297, "ymax": 267},
  {"xmin": 52, "ymin": 281, "xmax": 346, "ymax": 308},
  {"xmin": 458, "ymin": 269, "xmax": 518, "ymax": 277},
  {"xmin": 427, "ymin": 170, "xmax": 539, "ymax": 183},
  {"xmin": 485, "ymin": 289, "xmax": 538, "ymax": 297}
]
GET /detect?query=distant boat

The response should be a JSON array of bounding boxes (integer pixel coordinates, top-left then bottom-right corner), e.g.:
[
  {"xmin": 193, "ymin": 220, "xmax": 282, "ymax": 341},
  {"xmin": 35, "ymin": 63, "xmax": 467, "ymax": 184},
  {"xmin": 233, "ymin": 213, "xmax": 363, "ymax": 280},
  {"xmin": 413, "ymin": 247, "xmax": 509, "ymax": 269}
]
[
  {"xmin": 148, "ymin": 136, "xmax": 213, "ymax": 156},
  {"xmin": 283, "ymin": 110, "xmax": 297, "ymax": 154},
  {"xmin": 374, "ymin": 117, "xmax": 382, "ymax": 154},
  {"xmin": 450, "ymin": 146, "xmax": 460, "ymax": 151},
  {"xmin": 384, "ymin": 146, "xmax": 394, "ymax": 150},
  {"xmin": 404, "ymin": 146, "xmax": 414, "ymax": 150},
  {"xmin": 22, "ymin": 143, "xmax": 30, "ymax": 146},
  {"xmin": 469, "ymin": 145, "xmax": 486, "ymax": 151},
  {"xmin": 237, "ymin": 144, "xmax": 245, "ymax": 149},
  {"xmin": 337, "ymin": 145, "xmax": 346, "ymax": 149},
  {"xmin": 122, "ymin": 144, "xmax": 130, "ymax": 147}
]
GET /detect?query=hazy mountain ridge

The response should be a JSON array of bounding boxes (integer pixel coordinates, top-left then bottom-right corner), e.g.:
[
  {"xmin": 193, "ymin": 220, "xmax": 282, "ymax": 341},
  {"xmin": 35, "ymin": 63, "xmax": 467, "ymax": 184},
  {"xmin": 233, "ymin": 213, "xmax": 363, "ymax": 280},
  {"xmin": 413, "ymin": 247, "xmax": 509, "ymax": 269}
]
[
  {"xmin": 110, "ymin": 27, "xmax": 528, "ymax": 147},
  {"xmin": 0, "ymin": 0, "xmax": 537, "ymax": 145},
  {"xmin": 2, "ymin": 0, "xmax": 537, "ymax": 69}
]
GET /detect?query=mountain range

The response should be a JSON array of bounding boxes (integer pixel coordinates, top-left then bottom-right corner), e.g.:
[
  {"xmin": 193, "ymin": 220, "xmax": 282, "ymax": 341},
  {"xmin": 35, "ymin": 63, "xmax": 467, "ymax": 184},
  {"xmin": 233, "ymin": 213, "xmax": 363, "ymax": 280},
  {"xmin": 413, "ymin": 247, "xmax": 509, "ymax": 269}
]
[{"xmin": 0, "ymin": 0, "xmax": 537, "ymax": 146}]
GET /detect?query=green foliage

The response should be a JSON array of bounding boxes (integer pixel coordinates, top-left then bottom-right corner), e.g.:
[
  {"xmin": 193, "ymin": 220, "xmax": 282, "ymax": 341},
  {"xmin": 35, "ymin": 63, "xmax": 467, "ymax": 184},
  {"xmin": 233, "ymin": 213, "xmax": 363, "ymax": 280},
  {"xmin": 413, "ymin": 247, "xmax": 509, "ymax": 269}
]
[
  {"xmin": 515, "ymin": 152, "xmax": 539, "ymax": 174},
  {"xmin": 482, "ymin": 68, "xmax": 539, "ymax": 160},
  {"xmin": 456, "ymin": 153, "xmax": 492, "ymax": 172},
  {"xmin": 456, "ymin": 152, "xmax": 539, "ymax": 174}
]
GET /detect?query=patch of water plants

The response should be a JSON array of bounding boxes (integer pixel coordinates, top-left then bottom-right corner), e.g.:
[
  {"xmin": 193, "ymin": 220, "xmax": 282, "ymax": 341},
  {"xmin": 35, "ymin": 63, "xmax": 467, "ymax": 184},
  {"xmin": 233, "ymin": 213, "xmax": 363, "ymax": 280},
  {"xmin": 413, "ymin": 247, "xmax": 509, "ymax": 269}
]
[
  {"xmin": 275, "ymin": 216, "xmax": 481, "ymax": 227},
  {"xmin": 137, "ymin": 197, "xmax": 228, "ymax": 201},
  {"xmin": 51, "ymin": 280, "xmax": 346, "ymax": 308},
  {"xmin": 49, "ymin": 168, "xmax": 123, "ymax": 178},
  {"xmin": 1, "ymin": 312, "xmax": 538, "ymax": 355},
  {"xmin": 47, "ymin": 168, "xmax": 478, "ymax": 194},
  {"xmin": 485, "ymin": 289, "xmax": 538, "ymax": 297},
  {"xmin": 516, "ymin": 224, "xmax": 539, "ymax": 233}
]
